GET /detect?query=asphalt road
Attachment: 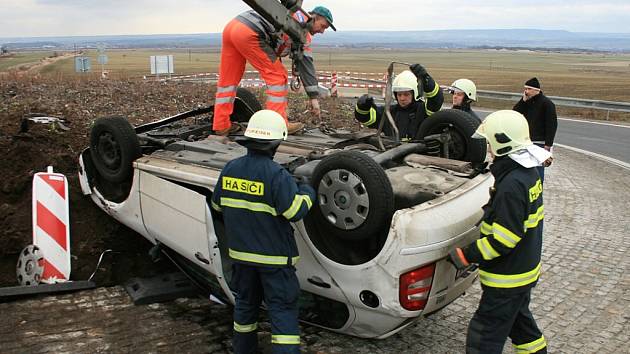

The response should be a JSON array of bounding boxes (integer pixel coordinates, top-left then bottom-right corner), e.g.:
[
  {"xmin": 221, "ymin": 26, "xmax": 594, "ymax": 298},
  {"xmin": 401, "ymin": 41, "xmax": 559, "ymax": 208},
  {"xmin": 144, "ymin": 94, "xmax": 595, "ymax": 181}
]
[{"xmin": 477, "ymin": 109, "xmax": 630, "ymax": 165}]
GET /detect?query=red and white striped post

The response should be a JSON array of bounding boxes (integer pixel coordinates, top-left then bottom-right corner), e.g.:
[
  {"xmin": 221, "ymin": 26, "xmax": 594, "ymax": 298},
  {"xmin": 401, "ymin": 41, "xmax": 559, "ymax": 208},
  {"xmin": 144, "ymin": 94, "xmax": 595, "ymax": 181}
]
[
  {"xmin": 32, "ymin": 166, "xmax": 71, "ymax": 283},
  {"xmin": 330, "ymin": 71, "xmax": 338, "ymax": 97}
]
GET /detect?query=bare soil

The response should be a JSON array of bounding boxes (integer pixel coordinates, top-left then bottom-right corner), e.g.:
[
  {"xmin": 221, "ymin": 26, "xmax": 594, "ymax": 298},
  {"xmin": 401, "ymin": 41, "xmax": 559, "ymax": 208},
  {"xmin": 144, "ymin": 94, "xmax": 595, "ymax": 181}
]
[{"xmin": 0, "ymin": 74, "xmax": 356, "ymax": 287}]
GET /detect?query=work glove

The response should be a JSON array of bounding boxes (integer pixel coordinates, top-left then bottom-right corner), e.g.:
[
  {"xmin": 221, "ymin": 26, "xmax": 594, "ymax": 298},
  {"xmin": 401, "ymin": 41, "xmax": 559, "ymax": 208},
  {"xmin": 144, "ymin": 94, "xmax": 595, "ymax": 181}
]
[
  {"xmin": 357, "ymin": 94, "xmax": 374, "ymax": 111},
  {"xmin": 410, "ymin": 63, "xmax": 434, "ymax": 91},
  {"xmin": 447, "ymin": 248, "xmax": 470, "ymax": 271}
]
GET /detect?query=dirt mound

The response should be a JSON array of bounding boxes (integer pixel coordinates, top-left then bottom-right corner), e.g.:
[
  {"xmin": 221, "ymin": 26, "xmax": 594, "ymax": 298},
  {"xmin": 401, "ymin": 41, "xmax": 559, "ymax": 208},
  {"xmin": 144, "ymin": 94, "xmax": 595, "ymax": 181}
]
[{"xmin": 0, "ymin": 74, "xmax": 358, "ymax": 287}]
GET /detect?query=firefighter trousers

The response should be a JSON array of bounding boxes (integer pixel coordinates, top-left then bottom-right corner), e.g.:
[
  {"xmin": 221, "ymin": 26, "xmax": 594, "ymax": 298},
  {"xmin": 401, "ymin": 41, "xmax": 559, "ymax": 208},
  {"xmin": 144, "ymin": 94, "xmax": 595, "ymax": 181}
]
[
  {"xmin": 466, "ymin": 288, "xmax": 547, "ymax": 354},
  {"xmin": 231, "ymin": 263, "xmax": 300, "ymax": 354},
  {"xmin": 213, "ymin": 18, "xmax": 289, "ymax": 131}
]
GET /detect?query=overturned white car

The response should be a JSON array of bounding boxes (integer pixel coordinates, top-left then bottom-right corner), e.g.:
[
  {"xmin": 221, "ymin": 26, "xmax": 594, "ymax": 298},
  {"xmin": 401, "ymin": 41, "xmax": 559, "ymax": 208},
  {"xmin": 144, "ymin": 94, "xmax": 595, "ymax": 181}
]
[{"xmin": 78, "ymin": 88, "xmax": 492, "ymax": 338}]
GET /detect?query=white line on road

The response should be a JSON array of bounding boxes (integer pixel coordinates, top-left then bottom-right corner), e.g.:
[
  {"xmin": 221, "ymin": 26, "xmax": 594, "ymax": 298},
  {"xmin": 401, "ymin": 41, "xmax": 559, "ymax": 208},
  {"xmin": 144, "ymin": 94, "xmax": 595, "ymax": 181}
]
[
  {"xmin": 557, "ymin": 117, "xmax": 630, "ymax": 128},
  {"xmin": 554, "ymin": 144, "xmax": 630, "ymax": 171}
]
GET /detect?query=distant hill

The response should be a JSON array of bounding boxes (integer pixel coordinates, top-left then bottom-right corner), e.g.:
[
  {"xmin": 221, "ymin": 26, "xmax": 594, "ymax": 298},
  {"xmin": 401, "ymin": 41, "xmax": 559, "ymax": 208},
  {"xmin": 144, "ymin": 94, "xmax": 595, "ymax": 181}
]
[{"xmin": 2, "ymin": 29, "xmax": 630, "ymax": 52}]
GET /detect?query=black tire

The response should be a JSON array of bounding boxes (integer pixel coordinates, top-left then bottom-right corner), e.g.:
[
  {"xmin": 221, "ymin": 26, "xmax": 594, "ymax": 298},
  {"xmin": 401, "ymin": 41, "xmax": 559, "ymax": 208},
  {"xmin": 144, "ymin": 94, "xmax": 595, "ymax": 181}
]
[
  {"xmin": 418, "ymin": 109, "xmax": 486, "ymax": 163},
  {"xmin": 306, "ymin": 151, "xmax": 394, "ymax": 242},
  {"xmin": 230, "ymin": 87, "xmax": 262, "ymax": 123},
  {"xmin": 89, "ymin": 116, "xmax": 141, "ymax": 183}
]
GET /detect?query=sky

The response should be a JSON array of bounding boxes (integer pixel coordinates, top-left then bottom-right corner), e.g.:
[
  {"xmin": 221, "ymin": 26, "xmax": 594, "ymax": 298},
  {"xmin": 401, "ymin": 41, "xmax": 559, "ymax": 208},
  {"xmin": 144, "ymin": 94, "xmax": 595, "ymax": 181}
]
[{"xmin": 1, "ymin": 0, "xmax": 629, "ymax": 38}]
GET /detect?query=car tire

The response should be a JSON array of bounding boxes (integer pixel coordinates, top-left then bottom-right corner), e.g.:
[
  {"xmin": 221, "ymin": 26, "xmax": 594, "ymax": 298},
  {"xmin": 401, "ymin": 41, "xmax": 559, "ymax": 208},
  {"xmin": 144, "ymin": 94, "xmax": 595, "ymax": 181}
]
[
  {"xmin": 306, "ymin": 151, "xmax": 394, "ymax": 242},
  {"xmin": 230, "ymin": 87, "xmax": 262, "ymax": 123},
  {"xmin": 418, "ymin": 109, "xmax": 486, "ymax": 163},
  {"xmin": 89, "ymin": 116, "xmax": 141, "ymax": 183}
]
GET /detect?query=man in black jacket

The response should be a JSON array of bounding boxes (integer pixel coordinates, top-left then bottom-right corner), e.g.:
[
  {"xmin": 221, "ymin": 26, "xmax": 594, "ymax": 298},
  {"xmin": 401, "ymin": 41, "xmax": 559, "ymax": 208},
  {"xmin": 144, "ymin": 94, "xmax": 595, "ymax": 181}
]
[
  {"xmin": 449, "ymin": 110, "xmax": 551, "ymax": 354},
  {"xmin": 513, "ymin": 77, "xmax": 557, "ymax": 181},
  {"xmin": 354, "ymin": 64, "xmax": 443, "ymax": 141}
]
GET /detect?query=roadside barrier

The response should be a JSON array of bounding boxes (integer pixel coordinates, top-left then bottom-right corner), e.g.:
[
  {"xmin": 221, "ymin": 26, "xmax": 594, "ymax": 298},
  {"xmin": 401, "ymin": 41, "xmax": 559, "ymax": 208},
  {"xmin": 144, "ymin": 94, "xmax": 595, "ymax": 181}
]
[{"xmin": 32, "ymin": 166, "xmax": 71, "ymax": 283}]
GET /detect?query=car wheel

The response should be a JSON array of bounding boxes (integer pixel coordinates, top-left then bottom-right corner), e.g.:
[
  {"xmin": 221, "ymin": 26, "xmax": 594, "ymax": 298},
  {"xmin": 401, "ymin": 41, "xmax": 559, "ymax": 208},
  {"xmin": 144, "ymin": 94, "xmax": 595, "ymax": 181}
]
[
  {"xmin": 418, "ymin": 109, "xmax": 486, "ymax": 163},
  {"xmin": 89, "ymin": 116, "xmax": 141, "ymax": 183},
  {"xmin": 307, "ymin": 151, "xmax": 394, "ymax": 242},
  {"xmin": 230, "ymin": 87, "xmax": 262, "ymax": 123}
]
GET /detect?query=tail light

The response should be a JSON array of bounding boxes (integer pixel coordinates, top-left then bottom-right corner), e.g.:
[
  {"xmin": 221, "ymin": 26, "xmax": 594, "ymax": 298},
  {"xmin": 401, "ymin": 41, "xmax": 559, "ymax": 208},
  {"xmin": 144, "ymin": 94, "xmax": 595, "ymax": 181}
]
[{"xmin": 399, "ymin": 263, "xmax": 435, "ymax": 311}]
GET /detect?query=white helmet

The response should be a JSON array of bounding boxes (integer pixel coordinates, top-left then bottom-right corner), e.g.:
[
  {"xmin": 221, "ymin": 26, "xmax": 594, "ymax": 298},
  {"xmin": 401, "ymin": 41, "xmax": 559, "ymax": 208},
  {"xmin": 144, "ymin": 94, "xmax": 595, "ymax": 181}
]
[
  {"xmin": 392, "ymin": 70, "xmax": 420, "ymax": 101},
  {"xmin": 244, "ymin": 110, "xmax": 288, "ymax": 141},
  {"xmin": 473, "ymin": 110, "xmax": 532, "ymax": 156},
  {"xmin": 450, "ymin": 78, "xmax": 477, "ymax": 101}
]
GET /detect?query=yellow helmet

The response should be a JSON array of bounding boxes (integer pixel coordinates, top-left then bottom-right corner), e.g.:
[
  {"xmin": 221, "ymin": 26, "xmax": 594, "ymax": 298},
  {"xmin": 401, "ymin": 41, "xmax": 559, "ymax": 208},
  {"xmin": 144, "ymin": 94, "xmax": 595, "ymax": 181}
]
[
  {"xmin": 392, "ymin": 70, "xmax": 420, "ymax": 101},
  {"xmin": 450, "ymin": 78, "xmax": 477, "ymax": 101},
  {"xmin": 473, "ymin": 110, "xmax": 532, "ymax": 156},
  {"xmin": 244, "ymin": 110, "xmax": 288, "ymax": 141}
]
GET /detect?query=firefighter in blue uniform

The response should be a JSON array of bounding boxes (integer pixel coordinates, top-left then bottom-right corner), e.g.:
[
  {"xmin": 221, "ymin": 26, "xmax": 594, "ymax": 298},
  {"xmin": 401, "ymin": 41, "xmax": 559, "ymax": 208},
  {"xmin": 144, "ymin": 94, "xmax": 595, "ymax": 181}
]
[
  {"xmin": 449, "ymin": 110, "xmax": 551, "ymax": 354},
  {"xmin": 211, "ymin": 110, "xmax": 316, "ymax": 354},
  {"xmin": 354, "ymin": 64, "xmax": 443, "ymax": 141}
]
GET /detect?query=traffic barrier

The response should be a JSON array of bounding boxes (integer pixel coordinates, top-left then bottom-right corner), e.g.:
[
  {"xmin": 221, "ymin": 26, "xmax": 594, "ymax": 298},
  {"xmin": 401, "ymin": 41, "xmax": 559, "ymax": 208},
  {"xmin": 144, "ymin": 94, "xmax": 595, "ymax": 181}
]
[{"xmin": 32, "ymin": 166, "xmax": 71, "ymax": 283}]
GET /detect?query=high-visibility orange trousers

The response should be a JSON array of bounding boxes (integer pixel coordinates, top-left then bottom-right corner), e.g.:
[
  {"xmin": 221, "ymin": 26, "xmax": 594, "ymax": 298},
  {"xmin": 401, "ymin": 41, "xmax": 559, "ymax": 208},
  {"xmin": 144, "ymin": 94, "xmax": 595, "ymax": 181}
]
[{"xmin": 213, "ymin": 19, "xmax": 289, "ymax": 131}]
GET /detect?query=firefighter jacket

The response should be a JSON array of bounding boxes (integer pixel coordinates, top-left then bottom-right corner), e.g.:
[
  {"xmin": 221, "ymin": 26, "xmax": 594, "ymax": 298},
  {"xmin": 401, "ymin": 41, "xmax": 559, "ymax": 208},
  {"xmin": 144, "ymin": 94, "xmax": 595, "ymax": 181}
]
[
  {"xmin": 211, "ymin": 149, "xmax": 316, "ymax": 268},
  {"xmin": 454, "ymin": 103, "xmax": 481, "ymax": 122},
  {"xmin": 237, "ymin": 10, "xmax": 320, "ymax": 98},
  {"xmin": 354, "ymin": 76, "xmax": 443, "ymax": 141},
  {"xmin": 513, "ymin": 92, "xmax": 558, "ymax": 147},
  {"xmin": 463, "ymin": 156, "xmax": 544, "ymax": 294}
]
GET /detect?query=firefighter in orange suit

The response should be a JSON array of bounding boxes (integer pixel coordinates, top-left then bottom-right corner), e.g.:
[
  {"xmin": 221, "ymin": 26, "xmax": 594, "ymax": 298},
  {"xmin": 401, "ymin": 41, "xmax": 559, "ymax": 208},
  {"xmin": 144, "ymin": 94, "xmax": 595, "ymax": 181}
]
[{"xmin": 213, "ymin": 6, "xmax": 336, "ymax": 136}]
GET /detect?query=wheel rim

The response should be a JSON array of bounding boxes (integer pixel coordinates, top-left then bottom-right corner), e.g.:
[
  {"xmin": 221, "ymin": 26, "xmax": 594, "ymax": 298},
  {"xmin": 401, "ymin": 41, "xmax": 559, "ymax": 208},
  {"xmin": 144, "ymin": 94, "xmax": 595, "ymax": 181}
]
[
  {"xmin": 437, "ymin": 124, "xmax": 466, "ymax": 160},
  {"xmin": 97, "ymin": 131, "xmax": 122, "ymax": 170},
  {"xmin": 317, "ymin": 169, "xmax": 370, "ymax": 230}
]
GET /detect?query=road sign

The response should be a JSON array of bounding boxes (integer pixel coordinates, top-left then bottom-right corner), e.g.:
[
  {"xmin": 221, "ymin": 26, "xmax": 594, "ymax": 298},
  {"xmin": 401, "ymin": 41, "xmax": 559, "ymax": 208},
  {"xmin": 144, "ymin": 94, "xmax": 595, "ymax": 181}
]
[
  {"xmin": 150, "ymin": 55, "xmax": 174, "ymax": 75},
  {"xmin": 74, "ymin": 56, "xmax": 91, "ymax": 73},
  {"xmin": 98, "ymin": 54, "xmax": 108, "ymax": 65}
]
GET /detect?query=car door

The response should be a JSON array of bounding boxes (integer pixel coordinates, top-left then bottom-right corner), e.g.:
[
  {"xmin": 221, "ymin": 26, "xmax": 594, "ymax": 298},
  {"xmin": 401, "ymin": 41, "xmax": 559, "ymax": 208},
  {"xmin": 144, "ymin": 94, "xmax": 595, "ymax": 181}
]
[{"xmin": 139, "ymin": 171, "xmax": 218, "ymax": 275}]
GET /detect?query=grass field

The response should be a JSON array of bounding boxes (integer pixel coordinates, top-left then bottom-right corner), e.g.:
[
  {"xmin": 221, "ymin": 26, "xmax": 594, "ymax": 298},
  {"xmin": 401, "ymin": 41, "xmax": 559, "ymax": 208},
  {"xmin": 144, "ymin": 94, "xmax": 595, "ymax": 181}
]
[
  {"xmin": 4, "ymin": 47, "xmax": 630, "ymax": 120},
  {"xmin": 0, "ymin": 51, "xmax": 62, "ymax": 71}
]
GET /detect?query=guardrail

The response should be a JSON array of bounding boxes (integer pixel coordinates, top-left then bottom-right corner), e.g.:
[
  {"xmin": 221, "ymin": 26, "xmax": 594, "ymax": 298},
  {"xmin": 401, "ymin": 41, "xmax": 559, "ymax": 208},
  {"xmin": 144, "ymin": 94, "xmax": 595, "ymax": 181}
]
[{"xmin": 476, "ymin": 90, "xmax": 630, "ymax": 116}]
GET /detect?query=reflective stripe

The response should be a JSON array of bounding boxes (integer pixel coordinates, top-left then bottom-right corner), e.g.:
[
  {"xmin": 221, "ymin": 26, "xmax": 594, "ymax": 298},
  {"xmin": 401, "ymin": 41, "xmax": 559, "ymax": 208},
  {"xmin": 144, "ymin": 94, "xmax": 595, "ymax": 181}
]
[
  {"xmin": 524, "ymin": 205, "xmax": 544, "ymax": 230},
  {"xmin": 425, "ymin": 82, "xmax": 440, "ymax": 98},
  {"xmin": 480, "ymin": 221, "xmax": 492, "ymax": 235},
  {"xmin": 476, "ymin": 237, "xmax": 500, "ymax": 260},
  {"xmin": 282, "ymin": 194, "xmax": 313, "ymax": 219},
  {"xmin": 479, "ymin": 262, "xmax": 541, "ymax": 288},
  {"xmin": 271, "ymin": 334, "xmax": 300, "ymax": 345},
  {"xmin": 234, "ymin": 321, "xmax": 257, "ymax": 333},
  {"xmin": 217, "ymin": 85, "xmax": 237, "ymax": 93},
  {"xmin": 356, "ymin": 106, "xmax": 378, "ymax": 126},
  {"xmin": 211, "ymin": 200, "xmax": 221, "ymax": 212},
  {"xmin": 229, "ymin": 248, "xmax": 299, "ymax": 266},
  {"xmin": 304, "ymin": 85, "xmax": 319, "ymax": 93},
  {"xmin": 266, "ymin": 95, "xmax": 288, "ymax": 103},
  {"xmin": 493, "ymin": 222, "xmax": 522, "ymax": 248},
  {"xmin": 216, "ymin": 96, "xmax": 235, "ymax": 104},
  {"xmin": 514, "ymin": 335, "xmax": 547, "ymax": 353},
  {"xmin": 425, "ymin": 104, "xmax": 436, "ymax": 117},
  {"xmin": 220, "ymin": 197, "xmax": 277, "ymax": 215},
  {"xmin": 267, "ymin": 84, "xmax": 288, "ymax": 92}
]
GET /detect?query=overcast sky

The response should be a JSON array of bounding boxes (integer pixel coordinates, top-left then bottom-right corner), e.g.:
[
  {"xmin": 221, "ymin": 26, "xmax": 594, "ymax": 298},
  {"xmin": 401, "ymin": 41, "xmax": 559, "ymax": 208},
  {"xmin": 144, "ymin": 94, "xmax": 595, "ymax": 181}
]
[{"xmin": 1, "ymin": 0, "xmax": 629, "ymax": 38}]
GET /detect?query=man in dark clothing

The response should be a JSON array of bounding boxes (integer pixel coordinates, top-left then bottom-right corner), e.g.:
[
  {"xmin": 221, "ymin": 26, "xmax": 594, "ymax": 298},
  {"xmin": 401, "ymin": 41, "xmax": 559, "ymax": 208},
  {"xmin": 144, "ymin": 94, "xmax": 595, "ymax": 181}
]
[
  {"xmin": 354, "ymin": 64, "xmax": 443, "ymax": 141},
  {"xmin": 513, "ymin": 77, "xmax": 557, "ymax": 181},
  {"xmin": 211, "ymin": 110, "xmax": 316, "ymax": 354},
  {"xmin": 449, "ymin": 110, "xmax": 551, "ymax": 354},
  {"xmin": 450, "ymin": 78, "xmax": 481, "ymax": 122}
]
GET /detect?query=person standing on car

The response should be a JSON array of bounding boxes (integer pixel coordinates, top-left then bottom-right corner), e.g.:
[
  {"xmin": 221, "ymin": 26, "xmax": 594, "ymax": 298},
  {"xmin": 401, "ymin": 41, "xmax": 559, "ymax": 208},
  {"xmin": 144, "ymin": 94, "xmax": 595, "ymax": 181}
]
[
  {"xmin": 513, "ymin": 77, "xmax": 557, "ymax": 182},
  {"xmin": 211, "ymin": 110, "xmax": 315, "ymax": 354},
  {"xmin": 450, "ymin": 78, "xmax": 481, "ymax": 122},
  {"xmin": 354, "ymin": 64, "xmax": 443, "ymax": 141},
  {"xmin": 449, "ymin": 110, "xmax": 551, "ymax": 354},
  {"xmin": 213, "ymin": 6, "xmax": 336, "ymax": 136}
]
